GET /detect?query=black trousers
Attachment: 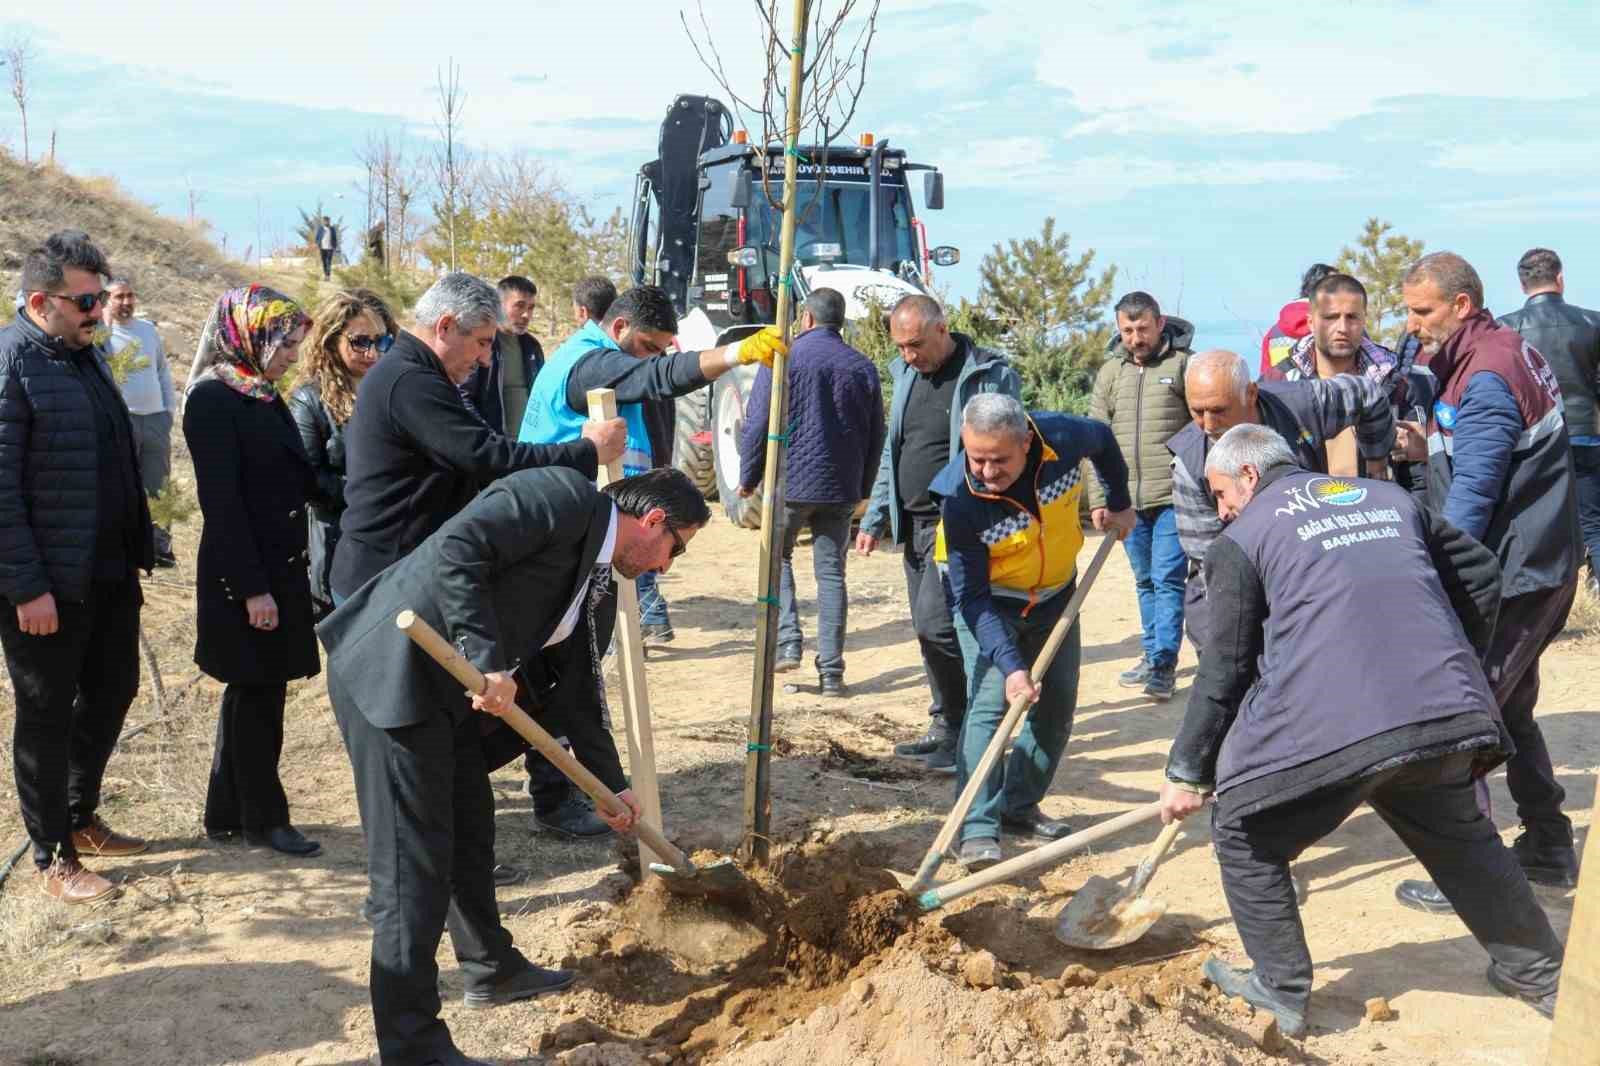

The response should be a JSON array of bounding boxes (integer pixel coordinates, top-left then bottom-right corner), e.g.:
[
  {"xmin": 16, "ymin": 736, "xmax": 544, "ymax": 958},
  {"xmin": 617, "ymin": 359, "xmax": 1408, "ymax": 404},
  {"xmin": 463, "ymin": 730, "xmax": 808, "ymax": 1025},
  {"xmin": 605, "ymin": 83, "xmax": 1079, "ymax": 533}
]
[
  {"xmin": 903, "ymin": 516, "xmax": 967, "ymax": 729},
  {"xmin": 1, "ymin": 578, "xmax": 142, "ymax": 868},
  {"xmin": 329, "ymin": 674, "xmax": 525, "ymax": 1066},
  {"xmin": 318, "ymin": 249, "xmax": 334, "ymax": 278},
  {"xmin": 1213, "ymin": 752, "xmax": 1564, "ymax": 1013},
  {"xmin": 1486, "ymin": 579, "xmax": 1576, "ymax": 844},
  {"xmin": 205, "ymin": 682, "xmax": 291, "ymax": 834}
]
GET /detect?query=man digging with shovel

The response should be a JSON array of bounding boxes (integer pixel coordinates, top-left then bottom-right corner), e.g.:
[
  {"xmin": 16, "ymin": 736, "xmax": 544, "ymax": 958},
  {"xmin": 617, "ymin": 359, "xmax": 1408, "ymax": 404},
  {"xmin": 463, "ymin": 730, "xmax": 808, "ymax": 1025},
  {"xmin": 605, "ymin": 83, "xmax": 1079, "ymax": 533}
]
[
  {"xmin": 1159, "ymin": 423, "xmax": 1565, "ymax": 1039},
  {"xmin": 930, "ymin": 394, "xmax": 1134, "ymax": 870},
  {"xmin": 319, "ymin": 467, "xmax": 709, "ymax": 1066}
]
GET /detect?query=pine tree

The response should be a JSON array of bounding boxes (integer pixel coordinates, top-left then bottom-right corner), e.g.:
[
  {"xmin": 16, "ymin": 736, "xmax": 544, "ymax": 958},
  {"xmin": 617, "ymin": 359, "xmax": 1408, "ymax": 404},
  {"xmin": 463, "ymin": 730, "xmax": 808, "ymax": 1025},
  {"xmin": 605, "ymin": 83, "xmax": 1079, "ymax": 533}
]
[{"xmin": 1336, "ymin": 218, "xmax": 1424, "ymax": 347}]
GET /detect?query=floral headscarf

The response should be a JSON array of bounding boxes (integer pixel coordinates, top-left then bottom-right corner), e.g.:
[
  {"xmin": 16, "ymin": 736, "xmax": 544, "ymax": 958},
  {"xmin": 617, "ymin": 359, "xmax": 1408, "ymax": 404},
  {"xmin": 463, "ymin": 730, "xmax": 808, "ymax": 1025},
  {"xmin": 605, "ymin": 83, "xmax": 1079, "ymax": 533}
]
[{"xmin": 186, "ymin": 284, "xmax": 310, "ymax": 402}]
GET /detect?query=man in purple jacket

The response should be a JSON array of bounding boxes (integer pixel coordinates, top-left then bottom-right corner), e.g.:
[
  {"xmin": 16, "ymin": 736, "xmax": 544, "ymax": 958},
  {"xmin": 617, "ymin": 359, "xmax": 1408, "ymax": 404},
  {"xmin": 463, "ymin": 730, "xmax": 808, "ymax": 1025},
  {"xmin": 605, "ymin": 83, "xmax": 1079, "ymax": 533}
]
[{"xmin": 739, "ymin": 288, "xmax": 886, "ymax": 695}]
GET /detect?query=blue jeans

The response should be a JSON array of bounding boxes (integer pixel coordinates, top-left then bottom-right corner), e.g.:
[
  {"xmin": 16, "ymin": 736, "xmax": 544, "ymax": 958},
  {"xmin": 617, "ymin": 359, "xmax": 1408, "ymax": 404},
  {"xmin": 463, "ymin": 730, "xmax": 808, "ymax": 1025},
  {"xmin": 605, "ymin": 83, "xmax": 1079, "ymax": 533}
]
[
  {"xmin": 1123, "ymin": 506, "xmax": 1186, "ymax": 669},
  {"xmin": 636, "ymin": 571, "xmax": 670, "ymax": 627},
  {"xmin": 952, "ymin": 587, "xmax": 1081, "ymax": 844},
  {"xmin": 778, "ymin": 502, "xmax": 853, "ymax": 679},
  {"xmin": 1571, "ymin": 444, "xmax": 1600, "ymax": 567}
]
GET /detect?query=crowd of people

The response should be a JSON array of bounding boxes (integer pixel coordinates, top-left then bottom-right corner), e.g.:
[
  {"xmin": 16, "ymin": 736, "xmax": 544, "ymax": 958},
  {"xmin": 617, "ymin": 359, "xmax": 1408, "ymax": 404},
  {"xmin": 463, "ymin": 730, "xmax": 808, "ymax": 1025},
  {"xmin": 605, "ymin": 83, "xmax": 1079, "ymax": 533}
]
[{"xmin": 1, "ymin": 224, "xmax": 1592, "ymax": 1063}]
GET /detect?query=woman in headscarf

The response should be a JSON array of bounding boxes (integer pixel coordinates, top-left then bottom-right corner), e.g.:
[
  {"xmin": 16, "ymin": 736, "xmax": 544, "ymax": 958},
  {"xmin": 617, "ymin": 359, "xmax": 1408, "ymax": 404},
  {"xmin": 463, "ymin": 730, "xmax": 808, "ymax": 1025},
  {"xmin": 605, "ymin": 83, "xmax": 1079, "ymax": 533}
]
[
  {"xmin": 287, "ymin": 289, "xmax": 396, "ymax": 616},
  {"xmin": 183, "ymin": 285, "xmax": 322, "ymax": 857}
]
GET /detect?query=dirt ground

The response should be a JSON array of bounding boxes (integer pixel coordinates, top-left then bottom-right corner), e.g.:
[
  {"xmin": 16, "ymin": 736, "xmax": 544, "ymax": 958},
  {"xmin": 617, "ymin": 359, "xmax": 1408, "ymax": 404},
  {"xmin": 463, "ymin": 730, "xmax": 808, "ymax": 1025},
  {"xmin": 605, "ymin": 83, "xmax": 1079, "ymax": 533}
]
[{"xmin": 0, "ymin": 514, "xmax": 1592, "ymax": 1066}]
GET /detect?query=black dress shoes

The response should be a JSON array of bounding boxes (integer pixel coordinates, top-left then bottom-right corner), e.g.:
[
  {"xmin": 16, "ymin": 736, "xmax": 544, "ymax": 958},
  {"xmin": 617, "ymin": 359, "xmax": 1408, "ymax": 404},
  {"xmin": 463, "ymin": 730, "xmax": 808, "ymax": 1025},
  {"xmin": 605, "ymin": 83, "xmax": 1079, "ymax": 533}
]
[
  {"xmin": 463, "ymin": 964, "xmax": 578, "ymax": 1009},
  {"xmin": 1485, "ymin": 961, "xmax": 1558, "ymax": 1019},
  {"xmin": 1512, "ymin": 832, "xmax": 1579, "ymax": 888},
  {"xmin": 245, "ymin": 825, "xmax": 323, "ymax": 857},
  {"xmin": 1202, "ymin": 958, "xmax": 1308, "ymax": 1038},
  {"xmin": 1001, "ymin": 805, "xmax": 1074, "ymax": 841},
  {"xmin": 1394, "ymin": 879, "xmax": 1453, "ymax": 914}
]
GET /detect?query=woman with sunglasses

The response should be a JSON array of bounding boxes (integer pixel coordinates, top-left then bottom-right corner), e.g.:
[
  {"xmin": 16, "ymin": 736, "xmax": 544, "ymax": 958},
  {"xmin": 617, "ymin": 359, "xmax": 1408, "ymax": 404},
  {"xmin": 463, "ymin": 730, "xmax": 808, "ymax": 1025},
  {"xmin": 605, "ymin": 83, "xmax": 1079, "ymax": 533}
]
[
  {"xmin": 184, "ymin": 285, "xmax": 323, "ymax": 858},
  {"xmin": 288, "ymin": 290, "xmax": 397, "ymax": 616}
]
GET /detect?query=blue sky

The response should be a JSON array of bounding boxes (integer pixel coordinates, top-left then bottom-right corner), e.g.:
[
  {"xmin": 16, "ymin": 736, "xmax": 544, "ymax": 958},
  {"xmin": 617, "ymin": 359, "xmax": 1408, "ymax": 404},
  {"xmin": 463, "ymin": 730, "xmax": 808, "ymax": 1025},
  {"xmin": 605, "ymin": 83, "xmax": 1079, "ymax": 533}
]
[{"xmin": 6, "ymin": 0, "xmax": 1600, "ymax": 359}]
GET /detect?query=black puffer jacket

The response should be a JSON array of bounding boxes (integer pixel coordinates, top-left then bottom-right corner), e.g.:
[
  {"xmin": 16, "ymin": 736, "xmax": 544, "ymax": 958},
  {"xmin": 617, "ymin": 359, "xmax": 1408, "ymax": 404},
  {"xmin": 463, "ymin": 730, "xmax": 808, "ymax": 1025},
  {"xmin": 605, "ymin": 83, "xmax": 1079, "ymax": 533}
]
[
  {"xmin": 287, "ymin": 380, "xmax": 347, "ymax": 610},
  {"xmin": 0, "ymin": 314, "xmax": 154, "ymax": 605},
  {"xmin": 1498, "ymin": 292, "xmax": 1600, "ymax": 437}
]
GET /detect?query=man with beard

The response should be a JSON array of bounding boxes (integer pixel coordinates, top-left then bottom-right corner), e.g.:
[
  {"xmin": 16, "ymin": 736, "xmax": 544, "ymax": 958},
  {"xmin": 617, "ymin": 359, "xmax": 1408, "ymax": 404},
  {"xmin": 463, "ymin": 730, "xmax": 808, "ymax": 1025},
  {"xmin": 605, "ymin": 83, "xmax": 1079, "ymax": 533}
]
[
  {"xmin": 319, "ymin": 467, "xmax": 709, "ymax": 1066},
  {"xmin": 1167, "ymin": 349, "xmax": 1393, "ymax": 650},
  {"xmin": 1392, "ymin": 252, "xmax": 1581, "ymax": 913}
]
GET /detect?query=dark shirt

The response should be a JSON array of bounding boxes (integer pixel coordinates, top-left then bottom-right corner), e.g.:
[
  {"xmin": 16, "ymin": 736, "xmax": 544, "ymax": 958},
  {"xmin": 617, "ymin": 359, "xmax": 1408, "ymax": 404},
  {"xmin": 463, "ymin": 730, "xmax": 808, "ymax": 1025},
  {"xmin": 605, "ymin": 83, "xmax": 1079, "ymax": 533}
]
[
  {"xmin": 77, "ymin": 349, "xmax": 141, "ymax": 580},
  {"xmin": 562, "ymin": 347, "xmax": 708, "ymax": 415},
  {"xmin": 897, "ymin": 355, "xmax": 963, "ymax": 517}
]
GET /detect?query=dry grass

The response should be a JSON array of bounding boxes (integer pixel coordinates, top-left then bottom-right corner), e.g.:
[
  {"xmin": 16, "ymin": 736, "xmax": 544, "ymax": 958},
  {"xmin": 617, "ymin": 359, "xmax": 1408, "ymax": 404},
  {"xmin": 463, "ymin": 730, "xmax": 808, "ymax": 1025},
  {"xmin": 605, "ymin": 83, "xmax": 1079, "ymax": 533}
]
[{"xmin": 1561, "ymin": 578, "xmax": 1600, "ymax": 645}]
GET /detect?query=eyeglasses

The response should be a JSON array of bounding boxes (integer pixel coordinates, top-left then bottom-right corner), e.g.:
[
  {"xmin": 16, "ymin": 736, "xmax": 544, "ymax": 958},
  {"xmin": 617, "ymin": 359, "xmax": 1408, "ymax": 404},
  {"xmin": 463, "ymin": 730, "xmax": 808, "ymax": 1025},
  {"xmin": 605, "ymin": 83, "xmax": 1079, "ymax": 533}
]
[
  {"xmin": 38, "ymin": 290, "xmax": 108, "ymax": 313},
  {"xmin": 345, "ymin": 333, "xmax": 394, "ymax": 353},
  {"xmin": 666, "ymin": 526, "xmax": 686, "ymax": 559}
]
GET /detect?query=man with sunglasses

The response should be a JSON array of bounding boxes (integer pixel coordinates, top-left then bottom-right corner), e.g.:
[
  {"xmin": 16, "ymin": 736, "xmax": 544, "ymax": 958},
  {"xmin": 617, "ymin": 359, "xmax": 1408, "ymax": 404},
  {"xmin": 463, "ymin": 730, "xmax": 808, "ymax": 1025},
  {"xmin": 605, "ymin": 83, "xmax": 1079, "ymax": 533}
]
[
  {"xmin": 0, "ymin": 231, "xmax": 155, "ymax": 903},
  {"xmin": 319, "ymin": 467, "xmax": 708, "ymax": 1066}
]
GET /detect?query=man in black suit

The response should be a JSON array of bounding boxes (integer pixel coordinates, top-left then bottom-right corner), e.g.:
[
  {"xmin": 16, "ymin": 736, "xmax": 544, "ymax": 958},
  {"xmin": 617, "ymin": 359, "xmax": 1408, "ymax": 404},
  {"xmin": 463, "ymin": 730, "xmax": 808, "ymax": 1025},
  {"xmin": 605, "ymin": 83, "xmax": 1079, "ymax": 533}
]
[{"xmin": 319, "ymin": 467, "xmax": 710, "ymax": 1066}]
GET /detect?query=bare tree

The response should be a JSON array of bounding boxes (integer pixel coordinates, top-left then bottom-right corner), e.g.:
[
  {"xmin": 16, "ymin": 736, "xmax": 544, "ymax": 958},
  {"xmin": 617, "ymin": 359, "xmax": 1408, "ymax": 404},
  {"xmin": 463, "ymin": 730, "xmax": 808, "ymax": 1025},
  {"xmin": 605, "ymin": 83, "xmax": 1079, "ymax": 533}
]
[
  {"xmin": 355, "ymin": 130, "xmax": 421, "ymax": 271},
  {"xmin": 3, "ymin": 33, "xmax": 35, "ymax": 164},
  {"xmin": 431, "ymin": 59, "xmax": 469, "ymax": 272},
  {"xmin": 682, "ymin": 0, "xmax": 882, "ymax": 222}
]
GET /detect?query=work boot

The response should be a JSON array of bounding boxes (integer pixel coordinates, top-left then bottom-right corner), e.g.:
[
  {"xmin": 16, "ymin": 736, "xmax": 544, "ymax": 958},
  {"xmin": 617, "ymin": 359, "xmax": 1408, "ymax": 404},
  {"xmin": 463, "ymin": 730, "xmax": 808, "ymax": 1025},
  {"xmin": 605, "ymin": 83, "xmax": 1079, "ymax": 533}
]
[
  {"xmin": 71, "ymin": 816, "xmax": 149, "ymax": 858},
  {"xmin": 775, "ymin": 645, "xmax": 802, "ymax": 673},
  {"xmin": 820, "ymin": 675, "xmax": 846, "ymax": 698},
  {"xmin": 1118, "ymin": 656, "xmax": 1154, "ymax": 689},
  {"xmin": 1202, "ymin": 958, "xmax": 1307, "ymax": 1038},
  {"xmin": 1001, "ymin": 805, "xmax": 1074, "ymax": 841},
  {"xmin": 1144, "ymin": 665, "xmax": 1176, "ymax": 701},
  {"xmin": 38, "ymin": 858, "xmax": 117, "ymax": 904},
  {"xmin": 958, "ymin": 837, "xmax": 1001, "ymax": 871},
  {"xmin": 923, "ymin": 743, "xmax": 958, "ymax": 775},
  {"xmin": 894, "ymin": 717, "xmax": 954, "ymax": 759},
  {"xmin": 1485, "ymin": 961, "xmax": 1557, "ymax": 1019},
  {"xmin": 640, "ymin": 623, "xmax": 675, "ymax": 647},
  {"xmin": 535, "ymin": 795, "xmax": 612, "ymax": 838},
  {"xmin": 462, "ymin": 963, "xmax": 578, "ymax": 1009},
  {"xmin": 1512, "ymin": 830, "xmax": 1579, "ymax": 888},
  {"xmin": 1394, "ymin": 879, "xmax": 1454, "ymax": 915}
]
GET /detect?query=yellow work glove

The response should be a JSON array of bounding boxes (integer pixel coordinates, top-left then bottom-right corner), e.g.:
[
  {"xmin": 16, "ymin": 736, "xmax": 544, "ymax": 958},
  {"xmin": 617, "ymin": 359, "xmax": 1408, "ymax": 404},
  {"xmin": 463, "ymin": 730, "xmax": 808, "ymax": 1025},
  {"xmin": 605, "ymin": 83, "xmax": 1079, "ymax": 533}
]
[{"xmin": 733, "ymin": 325, "xmax": 789, "ymax": 368}]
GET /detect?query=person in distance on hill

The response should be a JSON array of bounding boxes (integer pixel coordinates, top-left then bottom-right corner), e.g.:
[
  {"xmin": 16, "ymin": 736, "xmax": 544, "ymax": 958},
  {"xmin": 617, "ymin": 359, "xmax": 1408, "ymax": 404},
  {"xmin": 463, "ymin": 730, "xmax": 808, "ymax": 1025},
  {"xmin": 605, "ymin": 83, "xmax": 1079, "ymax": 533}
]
[
  {"xmin": 518, "ymin": 283, "xmax": 787, "ymax": 649},
  {"xmin": 1088, "ymin": 290, "xmax": 1196, "ymax": 701},
  {"xmin": 184, "ymin": 285, "xmax": 323, "ymax": 857},
  {"xmin": 864, "ymin": 295, "xmax": 1023, "ymax": 774},
  {"xmin": 289, "ymin": 288, "xmax": 397, "ymax": 618},
  {"xmin": 1392, "ymin": 252, "xmax": 1581, "ymax": 913},
  {"xmin": 103, "ymin": 275, "xmax": 179, "ymax": 568},
  {"xmin": 460, "ymin": 275, "xmax": 545, "ymax": 438},
  {"xmin": 737, "ymin": 287, "xmax": 885, "ymax": 697},
  {"xmin": 932, "ymin": 393, "xmax": 1134, "ymax": 870},
  {"xmin": 1161, "ymin": 423, "xmax": 1565, "ymax": 1035},
  {"xmin": 319, "ymin": 467, "xmax": 709, "ymax": 1066},
  {"xmin": 1, "ymin": 230, "xmax": 155, "ymax": 903},
  {"xmin": 315, "ymin": 215, "xmax": 340, "ymax": 280}
]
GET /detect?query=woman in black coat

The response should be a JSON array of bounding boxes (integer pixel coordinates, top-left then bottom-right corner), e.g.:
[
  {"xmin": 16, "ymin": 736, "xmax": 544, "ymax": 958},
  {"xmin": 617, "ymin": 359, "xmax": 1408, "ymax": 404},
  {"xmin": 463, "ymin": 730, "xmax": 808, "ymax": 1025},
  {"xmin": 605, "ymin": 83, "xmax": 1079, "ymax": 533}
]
[
  {"xmin": 288, "ymin": 289, "xmax": 396, "ymax": 615},
  {"xmin": 182, "ymin": 285, "xmax": 322, "ymax": 857}
]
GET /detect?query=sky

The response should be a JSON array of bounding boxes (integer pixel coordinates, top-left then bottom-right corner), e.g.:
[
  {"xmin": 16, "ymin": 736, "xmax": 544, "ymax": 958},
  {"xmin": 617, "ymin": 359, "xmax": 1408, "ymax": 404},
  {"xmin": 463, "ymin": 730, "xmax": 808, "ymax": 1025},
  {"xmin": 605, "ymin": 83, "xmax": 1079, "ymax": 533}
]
[{"xmin": 6, "ymin": 0, "xmax": 1600, "ymax": 359}]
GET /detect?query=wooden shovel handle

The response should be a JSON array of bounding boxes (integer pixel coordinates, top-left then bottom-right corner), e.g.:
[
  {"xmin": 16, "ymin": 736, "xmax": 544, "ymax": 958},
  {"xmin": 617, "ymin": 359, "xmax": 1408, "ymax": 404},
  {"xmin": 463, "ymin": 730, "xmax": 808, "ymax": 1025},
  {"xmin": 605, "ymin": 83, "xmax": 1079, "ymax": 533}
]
[{"xmin": 394, "ymin": 610, "xmax": 691, "ymax": 871}]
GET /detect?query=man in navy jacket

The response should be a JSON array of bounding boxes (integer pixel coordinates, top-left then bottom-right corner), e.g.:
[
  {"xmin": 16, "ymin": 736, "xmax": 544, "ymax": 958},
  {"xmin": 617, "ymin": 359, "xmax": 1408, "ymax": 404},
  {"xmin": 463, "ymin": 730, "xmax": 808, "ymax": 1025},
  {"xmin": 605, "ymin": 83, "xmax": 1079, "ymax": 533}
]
[{"xmin": 738, "ymin": 288, "xmax": 885, "ymax": 694}]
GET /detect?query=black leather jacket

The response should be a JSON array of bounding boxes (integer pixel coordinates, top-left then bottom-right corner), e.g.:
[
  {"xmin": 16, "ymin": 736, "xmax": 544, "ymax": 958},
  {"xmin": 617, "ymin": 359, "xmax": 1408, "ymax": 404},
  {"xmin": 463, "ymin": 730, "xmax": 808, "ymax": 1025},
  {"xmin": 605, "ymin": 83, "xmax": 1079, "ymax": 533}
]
[{"xmin": 1499, "ymin": 292, "xmax": 1600, "ymax": 437}]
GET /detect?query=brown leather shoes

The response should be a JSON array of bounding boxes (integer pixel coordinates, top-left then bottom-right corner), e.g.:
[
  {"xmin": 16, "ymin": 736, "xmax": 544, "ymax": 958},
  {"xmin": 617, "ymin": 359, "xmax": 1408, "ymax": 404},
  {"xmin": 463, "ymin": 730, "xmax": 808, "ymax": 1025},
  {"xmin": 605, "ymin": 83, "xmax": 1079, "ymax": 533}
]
[
  {"xmin": 38, "ymin": 859, "xmax": 117, "ymax": 904},
  {"xmin": 70, "ymin": 817, "xmax": 148, "ymax": 857}
]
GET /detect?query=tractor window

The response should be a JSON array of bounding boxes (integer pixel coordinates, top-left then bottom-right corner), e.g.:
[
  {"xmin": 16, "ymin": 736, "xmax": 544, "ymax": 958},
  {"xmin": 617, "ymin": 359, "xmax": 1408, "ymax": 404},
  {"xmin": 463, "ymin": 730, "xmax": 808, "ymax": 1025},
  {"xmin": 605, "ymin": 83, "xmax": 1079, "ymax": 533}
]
[
  {"xmin": 747, "ymin": 177, "xmax": 915, "ymax": 273},
  {"xmin": 695, "ymin": 162, "xmax": 742, "ymax": 282}
]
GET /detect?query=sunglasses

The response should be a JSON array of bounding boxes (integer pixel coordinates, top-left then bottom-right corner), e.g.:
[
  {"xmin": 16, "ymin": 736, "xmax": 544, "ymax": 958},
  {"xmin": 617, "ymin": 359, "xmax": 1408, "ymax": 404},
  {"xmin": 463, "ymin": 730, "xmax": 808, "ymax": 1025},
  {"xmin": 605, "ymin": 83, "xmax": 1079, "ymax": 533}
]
[
  {"xmin": 666, "ymin": 525, "xmax": 686, "ymax": 559},
  {"xmin": 39, "ymin": 290, "xmax": 108, "ymax": 313},
  {"xmin": 344, "ymin": 332, "xmax": 394, "ymax": 353}
]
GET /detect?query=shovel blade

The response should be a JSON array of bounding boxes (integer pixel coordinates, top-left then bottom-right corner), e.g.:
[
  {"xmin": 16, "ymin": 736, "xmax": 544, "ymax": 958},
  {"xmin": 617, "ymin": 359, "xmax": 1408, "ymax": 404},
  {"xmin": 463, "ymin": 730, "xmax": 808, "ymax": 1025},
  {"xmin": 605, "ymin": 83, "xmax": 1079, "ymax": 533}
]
[
  {"xmin": 1054, "ymin": 874, "xmax": 1169, "ymax": 950},
  {"xmin": 646, "ymin": 856, "xmax": 753, "ymax": 903}
]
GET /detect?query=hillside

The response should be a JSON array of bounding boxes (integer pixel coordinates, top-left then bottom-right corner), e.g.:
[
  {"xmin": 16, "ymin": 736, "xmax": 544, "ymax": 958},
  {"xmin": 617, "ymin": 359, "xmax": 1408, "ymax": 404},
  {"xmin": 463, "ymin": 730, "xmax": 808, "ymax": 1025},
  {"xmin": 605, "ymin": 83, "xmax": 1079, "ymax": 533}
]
[{"xmin": 0, "ymin": 150, "xmax": 248, "ymax": 364}]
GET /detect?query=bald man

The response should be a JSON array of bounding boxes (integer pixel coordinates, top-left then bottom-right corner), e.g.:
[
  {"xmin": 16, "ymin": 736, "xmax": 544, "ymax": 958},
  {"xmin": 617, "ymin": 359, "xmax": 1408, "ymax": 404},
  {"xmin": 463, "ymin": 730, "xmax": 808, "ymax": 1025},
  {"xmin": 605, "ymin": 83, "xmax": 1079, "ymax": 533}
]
[{"xmin": 1167, "ymin": 349, "xmax": 1393, "ymax": 649}]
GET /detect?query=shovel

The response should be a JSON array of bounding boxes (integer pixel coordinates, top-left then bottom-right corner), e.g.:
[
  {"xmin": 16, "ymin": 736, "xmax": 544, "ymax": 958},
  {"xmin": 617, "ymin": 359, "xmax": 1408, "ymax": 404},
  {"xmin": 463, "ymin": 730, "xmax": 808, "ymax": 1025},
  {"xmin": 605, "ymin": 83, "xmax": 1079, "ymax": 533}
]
[
  {"xmin": 915, "ymin": 802, "xmax": 1163, "ymax": 914},
  {"xmin": 1054, "ymin": 819, "xmax": 1183, "ymax": 950},
  {"xmin": 907, "ymin": 533, "xmax": 1119, "ymax": 893},
  {"xmin": 396, "ymin": 610, "xmax": 751, "ymax": 901}
]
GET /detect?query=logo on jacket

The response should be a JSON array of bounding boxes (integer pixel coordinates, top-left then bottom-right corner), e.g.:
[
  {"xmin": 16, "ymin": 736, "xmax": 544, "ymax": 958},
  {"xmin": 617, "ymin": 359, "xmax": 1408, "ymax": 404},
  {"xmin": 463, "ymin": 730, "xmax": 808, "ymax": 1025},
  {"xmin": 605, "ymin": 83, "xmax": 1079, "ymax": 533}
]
[
  {"xmin": 1434, "ymin": 401, "xmax": 1458, "ymax": 431},
  {"xmin": 1311, "ymin": 478, "xmax": 1366, "ymax": 506}
]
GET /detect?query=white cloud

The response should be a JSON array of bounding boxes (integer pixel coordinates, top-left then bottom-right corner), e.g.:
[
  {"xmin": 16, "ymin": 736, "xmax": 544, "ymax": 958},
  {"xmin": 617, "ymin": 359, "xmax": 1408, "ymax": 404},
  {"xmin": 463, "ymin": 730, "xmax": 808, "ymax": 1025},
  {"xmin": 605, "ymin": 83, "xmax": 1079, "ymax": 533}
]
[
  {"xmin": 943, "ymin": 148, "xmax": 1346, "ymax": 200},
  {"xmin": 1431, "ymin": 138, "xmax": 1600, "ymax": 176}
]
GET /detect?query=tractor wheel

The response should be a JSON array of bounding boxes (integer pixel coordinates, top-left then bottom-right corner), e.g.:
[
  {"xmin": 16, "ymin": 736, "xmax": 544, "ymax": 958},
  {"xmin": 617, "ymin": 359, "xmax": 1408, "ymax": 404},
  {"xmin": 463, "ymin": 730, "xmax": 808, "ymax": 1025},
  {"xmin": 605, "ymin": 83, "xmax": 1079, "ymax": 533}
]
[
  {"xmin": 672, "ymin": 387, "xmax": 717, "ymax": 499},
  {"xmin": 712, "ymin": 365, "xmax": 765, "ymax": 529}
]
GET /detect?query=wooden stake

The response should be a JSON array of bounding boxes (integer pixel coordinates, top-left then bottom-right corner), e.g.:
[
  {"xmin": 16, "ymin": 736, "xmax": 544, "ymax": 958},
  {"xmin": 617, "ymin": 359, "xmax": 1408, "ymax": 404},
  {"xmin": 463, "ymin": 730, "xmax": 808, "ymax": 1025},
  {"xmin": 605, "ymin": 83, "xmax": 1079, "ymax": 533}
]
[
  {"xmin": 741, "ymin": 0, "xmax": 810, "ymax": 866},
  {"xmin": 1548, "ymin": 783, "xmax": 1600, "ymax": 1065},
  {"xmin": 587, "ymin": 387, "xmax": 665, "ymax": 878}
]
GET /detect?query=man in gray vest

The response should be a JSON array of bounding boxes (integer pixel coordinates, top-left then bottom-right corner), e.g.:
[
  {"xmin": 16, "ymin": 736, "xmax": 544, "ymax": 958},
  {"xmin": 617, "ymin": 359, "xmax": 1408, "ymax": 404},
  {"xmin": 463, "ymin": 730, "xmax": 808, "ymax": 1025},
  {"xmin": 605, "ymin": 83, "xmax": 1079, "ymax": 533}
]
[{"xmin": 1160, "ymin": 424, "xmax": 1564, "ymax": 1038}]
